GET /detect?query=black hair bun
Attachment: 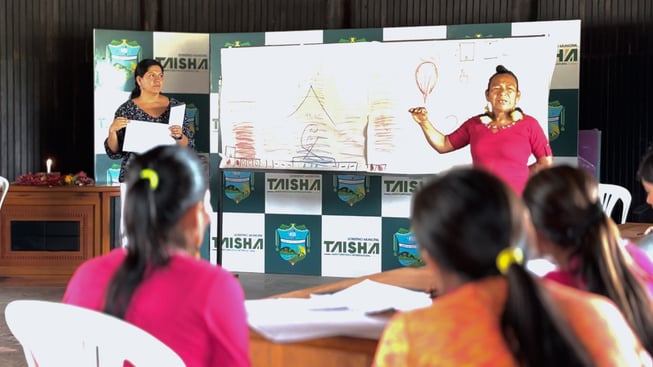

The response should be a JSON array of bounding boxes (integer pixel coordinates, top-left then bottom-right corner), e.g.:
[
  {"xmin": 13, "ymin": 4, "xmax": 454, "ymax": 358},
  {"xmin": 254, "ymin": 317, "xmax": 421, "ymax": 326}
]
[{"xmin": 496, "ymin": 65, "xmax": 509, "ymax": 73}]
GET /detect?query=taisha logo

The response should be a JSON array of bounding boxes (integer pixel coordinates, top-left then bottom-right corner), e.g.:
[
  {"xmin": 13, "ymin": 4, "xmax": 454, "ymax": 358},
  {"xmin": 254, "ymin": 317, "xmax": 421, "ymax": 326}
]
[
  {"xmin": 556, "ymin": 44, "xmax": 579, "ymax": 64},
  {"xmin": 383, "ymin": 178, "xmax": 424, "ymax": 195},
  {"xmin": 548, "ymin": 101, "xmax": 566, "ymax": 142},
  {"xmin": 156, "ymin": 56, "xmax": 209, "ymax": 70},
  {"xmin": 393, "ymin": 228, "xmax": 424, "ymax": 267},
  {"xmin": 224, "ymin": 171, "xmax": 253, "ymax": 204},
  {"xmin": 221, "ymin": 236, "xmax": 263, "ymax": 250},
  {"xmin": 275, "ymin": 224, "xmax": 311, "ymax": 265},
  {"xmin": 224, "ymin": 40, "xmax": 251, "ymax": 48},
  {"xmin": 338, "ymin": 36, "xmax": 367, "ymax": 43},
  {"xmin": 323, "ymin": 239, "xmax": 379, "ymax": 255},
  {"xmin": 334, "ymin": 175, "xmax": 368, "ymax": 206},
  {"xmin": 267, "ymin": 177, "xmax": 321, "ymax": 192}
]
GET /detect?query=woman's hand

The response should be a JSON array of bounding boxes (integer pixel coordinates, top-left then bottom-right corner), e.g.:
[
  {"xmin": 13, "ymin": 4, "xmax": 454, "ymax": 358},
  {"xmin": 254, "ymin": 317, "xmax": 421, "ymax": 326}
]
[
  {"xmin": 409, "ymin": 107, "xmax": 453, "ymax": 153},
  {"xmin": 109, "ymin": 117, "xmax": 129, "ymax": 134},
  {"xmin": 106, "ymin": 117, "xmax": 128, "ymax": 153},
  {"xmin": 169, "ymin": 124, "xmax": 189, "ymax": 146},
  {"xmin": 169, "ymin": 125, "xmax": 183, "ymax": 140},
  {"xmin": 409, "ymin": 107, "xmax": 429, "ymax": 125},
  {"xmin": 529, "ymin": 156, "xmax": 554, "ymax": 175}
]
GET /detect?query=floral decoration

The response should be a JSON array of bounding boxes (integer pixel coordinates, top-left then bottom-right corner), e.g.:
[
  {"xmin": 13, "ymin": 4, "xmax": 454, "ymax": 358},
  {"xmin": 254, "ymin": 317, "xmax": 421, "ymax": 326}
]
[
  {"xmin": 479, "ymin": 107, "xmax": 524, "ymax": 126},
  {"xmin": 14, "ymin": 171, "xmax": 95, "ymax": 186},
  {"xmin": 479, "ymin": 114, "xmax": 493, "ymax": 125},
  {"xmin": 509, "ymin": 108, "xmax": 524, "ymax": 121}
]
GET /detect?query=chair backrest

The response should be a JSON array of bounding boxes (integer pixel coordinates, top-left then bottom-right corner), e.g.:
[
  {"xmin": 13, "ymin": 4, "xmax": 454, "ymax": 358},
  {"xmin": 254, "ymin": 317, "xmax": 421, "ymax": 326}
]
[
  {"xmin": 5, "ymin": 300, "xmax": 186, "ymax": 367},
  {"xmin": 598, "ymin": 183, "xmax": 632, "ymax": 224},
  {"xmin": 0, "ymin": 175, "xmax": 8, "ymax": 209}
]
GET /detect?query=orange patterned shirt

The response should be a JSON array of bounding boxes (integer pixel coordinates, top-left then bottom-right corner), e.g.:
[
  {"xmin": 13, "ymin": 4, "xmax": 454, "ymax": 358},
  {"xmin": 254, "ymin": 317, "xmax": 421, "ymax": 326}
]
[{"xmin": 373, "ymin": 276, "xmax": 652, "ymax": 367}]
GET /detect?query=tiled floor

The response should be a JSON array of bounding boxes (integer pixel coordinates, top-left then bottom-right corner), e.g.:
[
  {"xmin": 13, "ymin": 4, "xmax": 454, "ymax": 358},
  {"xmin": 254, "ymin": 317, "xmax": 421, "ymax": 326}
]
[{"xmin": 0, "ymin": 272, "xmax": 347, "ymax": 367}]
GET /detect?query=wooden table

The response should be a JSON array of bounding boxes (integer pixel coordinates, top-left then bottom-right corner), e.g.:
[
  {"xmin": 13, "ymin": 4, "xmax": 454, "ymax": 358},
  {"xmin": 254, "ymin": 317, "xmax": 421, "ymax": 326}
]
[
  {"xmin": 0, "ymin": 185, "xmax": 120, "ymax": 277},
  {"xmin": 618, "ymin": 222, "xmax": 650, "ymax": 242},
  {"xmin": 248, "ymin": 266, "xmax": 433, "ymax": 367}
]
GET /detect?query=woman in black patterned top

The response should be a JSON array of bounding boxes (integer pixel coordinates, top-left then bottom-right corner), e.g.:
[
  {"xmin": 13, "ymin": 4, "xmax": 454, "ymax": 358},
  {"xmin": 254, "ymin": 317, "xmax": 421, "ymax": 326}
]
[{"xmin": 105, "ymin": 58, "xmax": 195, "ymax": 182}]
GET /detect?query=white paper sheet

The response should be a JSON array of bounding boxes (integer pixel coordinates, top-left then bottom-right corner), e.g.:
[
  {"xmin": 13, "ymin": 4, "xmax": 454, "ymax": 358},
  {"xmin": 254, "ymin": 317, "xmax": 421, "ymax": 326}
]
[
  {"xmin": 246, "ymin": 279, "xmax": 432, "ymax": 343},
  {"xmin": 169, "ymin": 104, "xmax": 186, "ymax": 125},
  {"xmin": 307, "ymin": 279, "xmax": 431, "ymax": 313},
  {"xmin": 123, "ymin": 120, "xmax": 175, "ymax": 153}
]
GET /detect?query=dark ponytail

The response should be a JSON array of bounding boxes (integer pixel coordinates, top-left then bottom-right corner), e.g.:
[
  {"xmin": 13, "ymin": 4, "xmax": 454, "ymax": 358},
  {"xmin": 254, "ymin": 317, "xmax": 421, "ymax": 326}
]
[
  {"xmin": 502, "ymin": 264, "xmax": 592, "ymax": 366},
  {"xmin": 104, "ymin": 145, "xmax": 206, "ymax": 319},
  {"xmin": 523, "ymin": 165, "xmax": 653, "ymax": 355},
  {"xmin": 413, "ymin": 168, "xmax": 591, "ymax": 366}
]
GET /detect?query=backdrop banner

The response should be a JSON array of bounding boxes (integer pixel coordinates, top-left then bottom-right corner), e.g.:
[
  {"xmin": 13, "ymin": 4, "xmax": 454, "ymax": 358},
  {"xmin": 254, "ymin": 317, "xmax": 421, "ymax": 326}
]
[{"xmin": 93, "ymin": 20, "xmax": 581, "ymax": 275}]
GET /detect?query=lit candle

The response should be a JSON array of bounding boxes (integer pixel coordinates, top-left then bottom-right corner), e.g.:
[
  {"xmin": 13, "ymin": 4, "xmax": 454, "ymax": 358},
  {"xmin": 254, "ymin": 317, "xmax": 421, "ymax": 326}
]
[{"xmin": 46, "ymin": 158, "xmax": 52, "ymax": 174}]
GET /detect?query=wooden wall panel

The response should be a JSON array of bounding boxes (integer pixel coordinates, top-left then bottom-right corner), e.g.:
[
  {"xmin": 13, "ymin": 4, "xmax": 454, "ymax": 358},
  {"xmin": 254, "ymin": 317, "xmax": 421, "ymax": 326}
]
[
  {"xmin": 349, "ymin": 0, "xmax": 540, "ymax": 27},
  {"xmin": 1, "ymin": 0, "xmax": 652, "ymax": 219},
  {"xmin": 160, "ymin": 0, "xmax": 329, "ymax": 32},
  {"xmin": 576, "ymin": 1, "xmax": 653, "ymax": 216},
  {"xmin": 0, "ymin": 0, "xmax": 140, "ymax": 181},
  {"xmin": 1, "ymin": 0, "xmax": 38, "ymax": 182}
]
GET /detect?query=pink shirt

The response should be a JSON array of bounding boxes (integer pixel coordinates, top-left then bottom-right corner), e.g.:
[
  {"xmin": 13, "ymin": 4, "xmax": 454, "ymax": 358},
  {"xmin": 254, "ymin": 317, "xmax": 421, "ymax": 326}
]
[
  {"xmin": 63, "ymin": 248, "xmax": 250, "ymax": 367},
  {"xmin": 447, "ymin": 114, "xmax": 552, "ymax": 195},
  {"xmin": 545, "ymin": 243, "xmax": 653, "ymax": 296}
]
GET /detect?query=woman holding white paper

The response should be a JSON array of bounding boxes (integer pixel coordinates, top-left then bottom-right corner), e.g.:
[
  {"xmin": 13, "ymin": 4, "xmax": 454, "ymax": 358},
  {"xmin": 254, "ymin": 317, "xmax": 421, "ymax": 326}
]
[{"xmin": 105, "ymin": 58, "xmax": 194, "ymax": 183}]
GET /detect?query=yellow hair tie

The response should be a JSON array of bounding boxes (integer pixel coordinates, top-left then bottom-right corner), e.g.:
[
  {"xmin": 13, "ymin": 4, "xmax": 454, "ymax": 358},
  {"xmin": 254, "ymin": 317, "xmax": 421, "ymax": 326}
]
[
  {"xmin": 140, "ymin": 168, "xmax": 159, "ymax": 190},
  {"xmin": 496, "ymin": 247, "xmax": 524, "ymax": 275}
]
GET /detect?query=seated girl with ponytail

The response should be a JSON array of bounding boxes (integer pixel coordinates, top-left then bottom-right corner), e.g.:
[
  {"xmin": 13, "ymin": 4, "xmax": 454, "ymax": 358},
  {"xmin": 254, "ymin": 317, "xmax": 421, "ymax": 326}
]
[
  {"xmin": 373, "ymin": 167, "xmax": 651, "ymax": 367},
  {"xmin": 523, "ymin": 165, "xmax": 653, "ymax": 357},
  {"xmin": 63, "ymin": 145, "xmax": 250, "ymax": 367}
]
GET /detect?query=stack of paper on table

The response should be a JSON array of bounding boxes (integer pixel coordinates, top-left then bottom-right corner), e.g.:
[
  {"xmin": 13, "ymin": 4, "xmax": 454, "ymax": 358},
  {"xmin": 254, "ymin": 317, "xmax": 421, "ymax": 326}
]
[{"xmin": 246, "ymin": 279, "xmax": 432, "ymax": 343}]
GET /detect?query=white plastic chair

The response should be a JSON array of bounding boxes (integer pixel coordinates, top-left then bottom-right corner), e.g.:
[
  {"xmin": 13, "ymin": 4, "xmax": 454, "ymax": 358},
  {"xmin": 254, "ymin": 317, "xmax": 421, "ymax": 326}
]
[
  {"xmin": 598, "ymin": 183, "xmax": 632, "ymax": 224},
  {"xmin": 5, "ymin": 300, "xmax": 186, "ymax": 367},
  {"xmin": 0, "ymin": 175, "xmax": 8, "ymax": 210}
]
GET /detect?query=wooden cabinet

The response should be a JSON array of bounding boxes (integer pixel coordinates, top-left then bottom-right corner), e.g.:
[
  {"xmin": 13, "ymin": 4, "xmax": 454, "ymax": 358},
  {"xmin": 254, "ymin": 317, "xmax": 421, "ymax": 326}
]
[{"xmin": 0, "ymin": 185, "xmax": 120, "ymax": 277}]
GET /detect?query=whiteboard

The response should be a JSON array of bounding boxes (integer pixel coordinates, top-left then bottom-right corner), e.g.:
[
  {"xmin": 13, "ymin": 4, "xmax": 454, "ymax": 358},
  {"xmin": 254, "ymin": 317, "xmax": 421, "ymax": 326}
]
[{"xmin": 219, "ymin": 36, "xmax": 556, "ymax": 174}]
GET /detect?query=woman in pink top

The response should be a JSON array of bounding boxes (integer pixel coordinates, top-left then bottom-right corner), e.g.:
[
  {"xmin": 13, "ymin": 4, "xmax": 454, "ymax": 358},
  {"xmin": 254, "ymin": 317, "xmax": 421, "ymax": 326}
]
[
  {"xmin": 409, "ymin": 65, "xmax": 553, "ymax": 195},
  {"xmin": 523, "ymin": 165, "xmax": 653, "ymax": 355},
  {"xmin": 63, "ymin": 145, "xmax": 250, "ymax": 367}
]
